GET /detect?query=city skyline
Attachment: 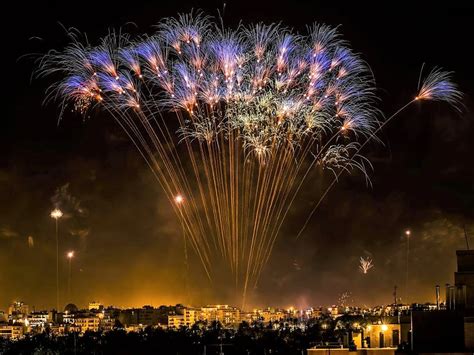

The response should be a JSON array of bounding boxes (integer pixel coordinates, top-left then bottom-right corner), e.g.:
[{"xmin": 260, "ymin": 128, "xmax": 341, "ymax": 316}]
[
  {"xmin": 5, "ymin": 1, "xmax": 474, "ymax": 311},
  {"xmin": 2, "ymin": 246, "xmax": 473, "ymax": 351}
]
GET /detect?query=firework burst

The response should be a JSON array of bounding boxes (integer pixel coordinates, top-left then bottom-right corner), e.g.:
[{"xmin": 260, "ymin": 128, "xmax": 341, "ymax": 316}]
[
  {"xmin": 37, "ymin": 12, "xmax": 461, "ymax": 305},
  {"xmin": 359, "ymin": 257, "xmax": 374, "ymax": 274}
]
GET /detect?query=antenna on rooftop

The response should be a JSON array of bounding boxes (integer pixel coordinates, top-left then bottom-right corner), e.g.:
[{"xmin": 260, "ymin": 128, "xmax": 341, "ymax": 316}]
[{"xmin": 464, "ymin": 224, "xmax": 470, "ymax": 250}]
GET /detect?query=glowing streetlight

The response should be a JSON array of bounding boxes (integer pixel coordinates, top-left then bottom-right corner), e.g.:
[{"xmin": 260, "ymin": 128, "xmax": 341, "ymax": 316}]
[
  {"xmin": 50, "ymin": 208, "xmax": 63, "ymax": 311},
  {"xmin": 174, "ymin": 194, "xmax": 184, "ymax": 204},
  {"xmin": 381, "ymin": 324, "xmax": 388, "ymax": 332},
  {"xmin": 67, "ymin": 251, "xmax": 74, "ymax": 302},
  {"xmin": 405, "ymin": 229, "xmax": 411, "ymax": 303},
  {"xmin": 50, "ymin": 208, "xmax": 63, "ymax": 219}
]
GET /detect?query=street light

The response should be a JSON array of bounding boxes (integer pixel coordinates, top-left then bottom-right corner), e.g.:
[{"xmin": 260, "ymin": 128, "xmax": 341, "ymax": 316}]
[
  {"xmin": 50, "ymin": 209, "xmax": 63, "ymax": 220},
  {"xmin": 50, "ymin": 208, "xmax": 63, "ymax": 311},
  {"xmin": 405, "ymin": 229, "xmax": 411, "ymax": 303},
  {"xmin": 67, "ymin": 251, "xmax": 74, "ymax": 302}
]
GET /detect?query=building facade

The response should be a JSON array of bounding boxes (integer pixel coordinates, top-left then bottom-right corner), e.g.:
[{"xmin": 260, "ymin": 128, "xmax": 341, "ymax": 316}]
[
  {"xmin": 364, "ymin": 323, "xmax": 406, "ymax": 348},
  {"xmin": 7, "ymin": 301, "xmax": 29, "ymax": 323},
  {"xmin": 450, "ymin": 250, "xmax": 474, "ymax": 311},
  {"xmin": 200, "ymin": 305, "xmax": 240, "ymax": 326},
  {"xmin": 0, "ymin": 325, "xmax": 24, "ymax": 340},
  {"xmin": 27, "ymin": 311, "xmax": 50, "ymax": 329},
  {"xmin": 168, "ymin": 308, "xmax": 199, "ymax": 328},
  {"xmin": 88, "ymin": 302, "xmax": 103, "ymax": 311},
  {"xmin": 74, "ymin": 316, "xmax": 100, "ymax": 333}
]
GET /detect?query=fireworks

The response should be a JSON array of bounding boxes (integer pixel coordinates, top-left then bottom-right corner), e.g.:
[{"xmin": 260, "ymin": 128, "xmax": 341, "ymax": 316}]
[
  {"xmin": 416, "ymin": 68, "xmax": 462, "ymax": 106},
  {"xmin": 338, "ymin": 291, "xmax": 353, "ymax": 307},
  {"xmin": 38, "ymin": 12, "xmax": 461, "ymax": 305},
  {"xmin": 359, "ymin": 257, "xmax": 374, "ymax": 274}
]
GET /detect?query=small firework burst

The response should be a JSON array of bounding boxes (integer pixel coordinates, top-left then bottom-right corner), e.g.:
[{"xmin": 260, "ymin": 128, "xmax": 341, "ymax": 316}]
[{"xmin": 359, "ymin": 256, "xmax": 374, "ymax": 274}]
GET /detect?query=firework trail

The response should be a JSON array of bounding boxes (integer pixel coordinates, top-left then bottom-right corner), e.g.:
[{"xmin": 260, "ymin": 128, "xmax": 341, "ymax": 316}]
[
  {"xmin": 359, "ymin": 256, "xmax": 374, "ymax": 274},
  {"xmin": 37, "ymin": 12, "xmax": 461, "ymax": 305}
]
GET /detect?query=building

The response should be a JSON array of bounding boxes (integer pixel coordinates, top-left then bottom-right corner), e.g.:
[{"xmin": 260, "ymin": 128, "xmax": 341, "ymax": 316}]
[
  {"xmin": 48, "ymin": 324, "xmax": 67, "ymax": 336},
  {"xmin": 27, "ymin": 311, "xmax": 50, "ymax": 329},
  {"xmin": 411, "ymin": 310, "xmax": 465, "ymax": 352},
  {"xmin": 410, "ymin": 249, "xmax": 474, "ymax": 352},
  {"xmin": 58, "ymin": 303, "xmax": 79, "ymax": 324},
  {"xmin": 7, "ymin": 301, "xmax": 29, "ymax": 323},
  {"xmin": 74, "ymin": 315, "xmax": 100, "ymax": 333},
  {"xmin": 200, "ymin": 305, "xmax": 240, "ymax": 326},
  {"xmin": 118, "ymin": 309, "xmax": 139, "ymax": 326},
  {"xmin": 116, "ymin": 306, "xmax": 170, "ymax": 327},
  {"xmin": 465, "ymin": 316, "xmax": 474, "ymax": 349},
  {"xmin": 168, "ymin": 308, "xmax": 199, "ymax": 328},
  {"xmin": 88, "ymin": 301, "xmax": 103, "ymax": 311},
  {"xmin": 304, "ymin": 307, "xmax": 323, "ymax": 319},
  {"xmin": 61, "ymin": 311, "xmax": 76, "ymax": 324},
  {"xmin": 447, "ymin": 250, "xmax": 474, "ymax": 312},
  {"xmin": 364, "ymin": 322, "xmax": 409, "ymax": 348},
  {"xmin": 327, "ymin": 306, "xmax": 341, "ymax": 318},
  {"xmin": 255, "ymin": 308, "xmax": 285, "ymax": 323},
  {"xmin": 8, "ymin": 301, "xmax": 29, "ymax": 316},
  {"xmin": 242, "ymin": 310, "xmax": 257, "ymax": 323},
  {"xmin": 137, "ymin": 306, "xmax": 161, "ymax": 326},
  {"xmin": 64, "ymin": 304, "xmax": 79, "ymax": 313},
  {"xmin": 100, "ymin": 315, "xmax": 115, "ymax": 331},
  {"xmin": 101, "ymin": 307, "xmax": 121, "ymax": 331},
  {"xmin": 0, "ymin": 324, "xmax": 24, "ymax": 340}
]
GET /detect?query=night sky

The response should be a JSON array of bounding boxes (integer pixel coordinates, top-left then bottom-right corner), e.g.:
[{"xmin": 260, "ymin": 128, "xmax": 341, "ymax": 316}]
[{"xmin": 6, "ymin": 1, "xmax": 474, "ymax": 311}]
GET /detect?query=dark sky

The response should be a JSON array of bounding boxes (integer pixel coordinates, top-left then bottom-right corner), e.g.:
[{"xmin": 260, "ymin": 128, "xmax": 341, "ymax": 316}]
[{"xmin": 5, "ymin": 1, "xmax": 474, "ymax": 311}]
